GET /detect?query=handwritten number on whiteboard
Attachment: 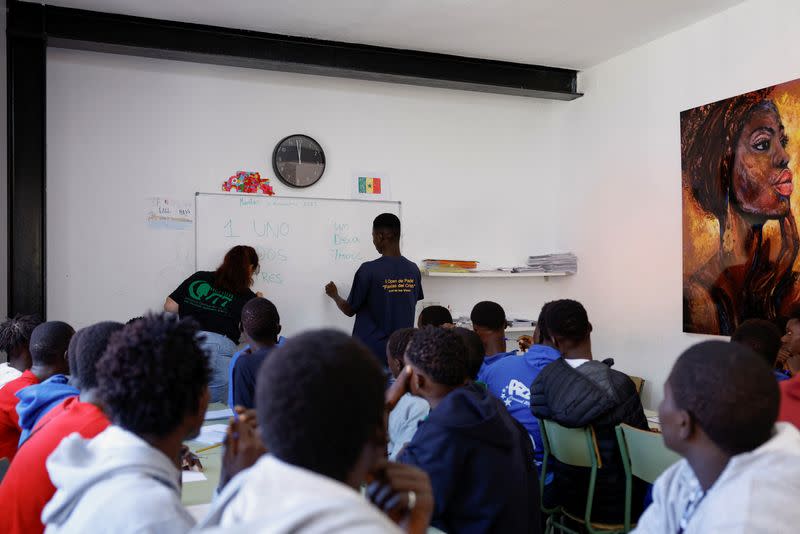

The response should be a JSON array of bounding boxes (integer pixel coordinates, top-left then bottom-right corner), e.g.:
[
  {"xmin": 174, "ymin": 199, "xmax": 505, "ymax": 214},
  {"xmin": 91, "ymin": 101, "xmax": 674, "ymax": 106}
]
[{"xmin": 224, "ymin": 219, "xmax": 240, "ymax": 238}]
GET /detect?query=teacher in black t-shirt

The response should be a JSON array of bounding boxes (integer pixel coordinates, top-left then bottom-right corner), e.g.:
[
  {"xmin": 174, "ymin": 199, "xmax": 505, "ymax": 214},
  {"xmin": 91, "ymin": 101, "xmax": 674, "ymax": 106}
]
[{"xmin": 165, "ymin": 245, "xmax": 261, "ymax": 403}]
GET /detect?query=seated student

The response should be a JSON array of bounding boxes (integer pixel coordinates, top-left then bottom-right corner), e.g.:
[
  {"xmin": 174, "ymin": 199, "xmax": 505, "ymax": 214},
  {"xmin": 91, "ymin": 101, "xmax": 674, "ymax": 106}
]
[
  {"xmin": 0, "ymin": 321, "xmax": 73, "ymax": 461},
  {"xmin": 470, "ymin": 301, "xmax": 516, "ymax": 374},
  {"xmin": 779, "ymin": 372, "xmax": 800, "ymax": 428},
  {"xmin": 417, "ymin": 305, "xmax": 453, "ymax": 328},
  {"xmin": 15, "ymin": 330, "xmax": 86, "ymax": 447},
  {"xmin": 478, "ymin": 302, "xmax": 560, "ymax": 465},
  {"xmin": 42, "ymin": 314, "xmax": 209, "ymax": 533},
  {"xmin": 229, "ymin": 297, "xmax": 281, "ymax": 409},
  {"xmin": 452, "ymin": 327, "xmax": 485, "ymax": 381},
  {"xmin": 633, "ymin": 341, "xmax": 800, "ymax": 533},
  {"xmin": 396, "ymin": 326, "xmax": 541, "ymax": 534},
  {"xmin": 0, "ymin": 314, "xmax": 41, "ymax": 389},
  {"xmin": 386, "ymin": 328, "xmax": 429, "ymax": 460},
  {"xmin": 530, "ymin": 299, "xmax": 648, "ymax": 524},
  {"xmin": 0, "ymin": 322, "xmax": 122, "ymax": 534},
  {"xmin": 197, "ymin": 329, "xmax": 434, "ymax": 533},
  {"xmin": 731, "ymin": 318, "xmax": 788, "ymax": 381}
]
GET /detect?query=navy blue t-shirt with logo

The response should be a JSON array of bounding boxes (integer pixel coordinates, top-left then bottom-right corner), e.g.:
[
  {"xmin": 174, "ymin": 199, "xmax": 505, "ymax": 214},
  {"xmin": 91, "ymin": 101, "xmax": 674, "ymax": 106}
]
[
  {"xmin": 169, "ymin": 271, "xmax": 256, "ymax": 344},
  {"xmin": 347, "ymin": 256, "xmax": 424, "ymax": 365}
]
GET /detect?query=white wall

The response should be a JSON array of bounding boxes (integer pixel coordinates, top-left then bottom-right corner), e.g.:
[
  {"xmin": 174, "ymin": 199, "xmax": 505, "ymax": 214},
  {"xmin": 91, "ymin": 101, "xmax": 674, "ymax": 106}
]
[
  {"xmin": 46, "ymin": 48, "xmax": 569, "ymax": 329},
  {"xmin": 555, "ymin": 0, "xmax": 800, "ymax": 406}
]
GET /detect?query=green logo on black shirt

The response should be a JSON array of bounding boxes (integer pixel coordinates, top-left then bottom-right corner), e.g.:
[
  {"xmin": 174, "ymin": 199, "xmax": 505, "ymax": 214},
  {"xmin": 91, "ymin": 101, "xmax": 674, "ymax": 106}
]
[{"xmin": 187, "ymin": 280, "xmax": 233, "ymax": 312}]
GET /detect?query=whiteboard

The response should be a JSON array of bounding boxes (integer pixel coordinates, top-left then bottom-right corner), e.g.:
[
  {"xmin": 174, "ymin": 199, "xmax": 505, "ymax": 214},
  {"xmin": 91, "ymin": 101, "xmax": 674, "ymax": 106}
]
[{"xmin": 195, "ymin": 193, "xmax": 402, "ymax": 336}]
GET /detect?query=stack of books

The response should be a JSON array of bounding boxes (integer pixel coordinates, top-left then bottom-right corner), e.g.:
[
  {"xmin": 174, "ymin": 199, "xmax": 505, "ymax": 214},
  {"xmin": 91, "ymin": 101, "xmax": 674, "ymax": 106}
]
[{"xmin": 421, "ymin": 259, "xmax": 479, "ymax": 273}]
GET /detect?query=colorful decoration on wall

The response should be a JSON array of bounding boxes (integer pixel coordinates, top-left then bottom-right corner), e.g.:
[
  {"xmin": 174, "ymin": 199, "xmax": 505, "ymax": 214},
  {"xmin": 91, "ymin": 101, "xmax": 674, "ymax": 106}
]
[
  {"xmin": 682, "ymin": 78, "xmax": 800, "ymax": 336},
  {"xmin": 222, "ymin": 171, "xmax": 275, "ymax": 195}
]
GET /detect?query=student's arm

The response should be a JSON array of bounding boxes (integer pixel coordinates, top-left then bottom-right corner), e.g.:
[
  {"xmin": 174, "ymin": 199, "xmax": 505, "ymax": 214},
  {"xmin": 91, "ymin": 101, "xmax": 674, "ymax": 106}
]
[
  {"xmin": 325, "ymin": 282, "xmax": 355, "ymax": 317},
  {"xmin": 164, "ymin": 297, "xmax": 180, "ymax": 314},
  {"xmin": 218, "ymin": 407, "xmax": 266, "ymax": 489}
]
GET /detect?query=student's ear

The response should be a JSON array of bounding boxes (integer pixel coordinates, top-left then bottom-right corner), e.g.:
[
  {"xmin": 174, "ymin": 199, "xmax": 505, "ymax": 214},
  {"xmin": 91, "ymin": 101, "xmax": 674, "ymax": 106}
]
[
  {"xmin": 677, "ymin": 409, "xmax": 694, "ymax": 442},
  {"xmin": 276, "ymin": 325, "xmax": 282, "ymax": 336}
]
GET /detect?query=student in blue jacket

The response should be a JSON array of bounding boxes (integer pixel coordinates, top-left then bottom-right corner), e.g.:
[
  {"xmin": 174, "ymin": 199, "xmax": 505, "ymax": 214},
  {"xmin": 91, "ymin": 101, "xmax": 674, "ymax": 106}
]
[
  {"xmin": 478, "ymin": 302, "xmax": 560, "ymax": 464},
  {"xmin": 471, "ymin": 301, "xmax": 516, "ymax": 375},
  {"xmin": 394, "ymin": 326, "xmax": 541, "ymax": 534}
]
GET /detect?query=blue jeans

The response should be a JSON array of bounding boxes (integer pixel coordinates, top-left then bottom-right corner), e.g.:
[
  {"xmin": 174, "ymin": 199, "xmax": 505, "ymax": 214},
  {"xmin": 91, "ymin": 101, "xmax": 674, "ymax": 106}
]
[{"xmin": 199, "ymin": 331, "xmax": 237, "ymax": 404}]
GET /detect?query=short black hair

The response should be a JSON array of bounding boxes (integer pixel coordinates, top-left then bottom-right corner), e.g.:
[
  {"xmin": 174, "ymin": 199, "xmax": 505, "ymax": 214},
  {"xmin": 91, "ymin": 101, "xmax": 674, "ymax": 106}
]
[
  {"xmin": 406, "ymin": 326, "xmax": 468, "ymax": 386},
  {"xmin": 731, "ymin": 319, "xmax": 782, "ymax": 368},
  {"xmin": 543, "ymin": 299, "xmax": 591, "ymax": 344},
  {"xmin": 29, "ymin": 321, "xmax": 74, "ymax": 366},
  {"xmin": 66, "ymin": 328, "xmax": 86, "ymax": 376},
  {"xmin": 97, "ymin": 314, "xmax": 210, "ymax": 437},
  {"xmin": 470, "ymin": 301, "xmax": 506, "ymax": 330},
  {"xmin": 0, "ymin": 314, "xmax": 41, "ymax": 355},
  {"xmin": 373, "ymin": 213, "xmax": 401, "ymax": 239},
  {"xmin": 387, "ymin": 327, "xmax": 417, "ymax": 364},
  {"xmin": 241, "ymin": 298, "xmax": 280, "ymax": 343},
  {"xmin": 256, "ymin": 330, "xmax": 385, "ymax": 482},
  {"xmin": 670, "ymin": 340, "xmax": 779, "ymax": 455},
  {"xmin": 418, "ymin": 306, "xmax": 453, "ymax": 327},
  {"xmin": 453, "ymin": 327, "xmax": 485, "ymax": 380},
  {"xmin": 70, "ymin": 322, "xmax": 124, "ymax": 391}
]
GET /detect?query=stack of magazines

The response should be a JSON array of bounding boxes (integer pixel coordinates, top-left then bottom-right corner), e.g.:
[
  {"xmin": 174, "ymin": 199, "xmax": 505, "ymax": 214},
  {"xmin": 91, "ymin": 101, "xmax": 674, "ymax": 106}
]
[{"xmin": 499, "ymin": 253, "xmax": 577, "ymax": 274}]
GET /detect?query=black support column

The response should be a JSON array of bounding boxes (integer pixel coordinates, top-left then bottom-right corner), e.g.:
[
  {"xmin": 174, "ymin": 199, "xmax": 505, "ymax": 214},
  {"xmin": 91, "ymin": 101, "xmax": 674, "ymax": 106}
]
[{"xmin": 7, "ymin": 1, "xmax": 46, "ymax": 317}]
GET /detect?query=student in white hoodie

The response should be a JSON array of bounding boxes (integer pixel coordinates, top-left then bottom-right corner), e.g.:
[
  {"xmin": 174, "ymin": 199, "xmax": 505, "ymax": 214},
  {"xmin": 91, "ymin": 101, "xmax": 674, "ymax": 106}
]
[
  {"xmin": 42, "ymin": 313, "xmax": 211, "ymax": 534},
  {"xmin": 197, "ymin": 329, "xmax": 435, "ymax": 534},
  {"xmin": 633, "ymin": 340, "xmax": 800, "ymax": 533}
]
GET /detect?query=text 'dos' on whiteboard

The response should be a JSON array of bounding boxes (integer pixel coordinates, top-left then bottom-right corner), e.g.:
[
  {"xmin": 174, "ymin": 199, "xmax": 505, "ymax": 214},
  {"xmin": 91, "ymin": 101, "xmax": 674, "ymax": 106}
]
[{"xmin": 195, "ymin": 193, "xmax": 401, "ymax": 337}]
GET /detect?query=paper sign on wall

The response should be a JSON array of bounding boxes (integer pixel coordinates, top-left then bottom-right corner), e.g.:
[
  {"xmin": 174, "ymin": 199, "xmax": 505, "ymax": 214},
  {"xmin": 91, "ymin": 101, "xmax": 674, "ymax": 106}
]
[
  {"xmin": 351, "ymin": 173, "xmax": 391, "ymax": 200},
  {"xmin": 146, "ymin": 197, "xmax": 193, "ymax": 230}
]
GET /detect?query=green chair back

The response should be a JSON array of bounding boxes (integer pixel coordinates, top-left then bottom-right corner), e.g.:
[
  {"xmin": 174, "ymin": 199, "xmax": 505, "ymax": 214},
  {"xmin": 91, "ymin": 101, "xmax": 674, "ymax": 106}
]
[
  {"xmin": 615, "ymin": 424, "xmax": 681, "ymax": 532},
  {"xmin": 615, "ymin": 424, "xmax": 680, "ymax": 483},
  {"xmin": 541, "ymin": 419, "xmax": 598, "ymax": 468}
]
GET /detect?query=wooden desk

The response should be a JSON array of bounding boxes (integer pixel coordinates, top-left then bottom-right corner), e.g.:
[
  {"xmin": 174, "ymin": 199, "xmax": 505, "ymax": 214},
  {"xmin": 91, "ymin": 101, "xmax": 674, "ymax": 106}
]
[
  {"xmin": 182, "ymin": 403, "xmax": 228, "ymax": 507},
  {"xmin": 644, "ymin": 408, "xmax": 661, "ymax": 432}
]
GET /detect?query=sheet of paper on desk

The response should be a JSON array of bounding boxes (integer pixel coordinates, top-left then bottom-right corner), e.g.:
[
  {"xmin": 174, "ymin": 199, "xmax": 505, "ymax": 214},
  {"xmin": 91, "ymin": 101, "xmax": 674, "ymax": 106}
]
[
  {"xmin": 182, "ymin": 470, "xmax": 207, "ymax": 483},
  {"xmin": 647, "ymin": 415, "xmax": 660, "ymax": 424},
  {"xmin": 196, "ymin": 424, "xmax": 228, "ymax": 444},
  {"xmin": 205, "ymin": 408, "xmax": 233, "ymax": 421}
]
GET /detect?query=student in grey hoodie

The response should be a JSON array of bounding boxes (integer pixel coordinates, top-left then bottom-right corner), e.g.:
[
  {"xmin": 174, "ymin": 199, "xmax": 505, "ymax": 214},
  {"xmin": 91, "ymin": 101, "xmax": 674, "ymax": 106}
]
[
  {"xmin": 42, "ymin": 313, "xmax": 211, "ymax": 534},
  {"xmin": 633, "ymin": 340, "xmax": 800, "ymax": 533},
  {"xmin": 197, "ymin": 329, "xmax": 435, "ymax": 534}
]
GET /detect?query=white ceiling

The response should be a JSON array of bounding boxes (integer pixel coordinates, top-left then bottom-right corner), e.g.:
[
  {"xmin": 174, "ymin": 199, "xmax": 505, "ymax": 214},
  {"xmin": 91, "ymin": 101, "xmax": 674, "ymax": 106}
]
[{"xmin": 38, "ymin": 0, "xmax": 747, "ymax": 69}]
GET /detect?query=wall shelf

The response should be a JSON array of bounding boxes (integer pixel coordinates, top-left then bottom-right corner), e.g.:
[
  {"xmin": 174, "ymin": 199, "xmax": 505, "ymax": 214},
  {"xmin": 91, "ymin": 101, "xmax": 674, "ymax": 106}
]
[{"xmin": 422, "ymin": 270, "xmax": 570, "ymax": 279}]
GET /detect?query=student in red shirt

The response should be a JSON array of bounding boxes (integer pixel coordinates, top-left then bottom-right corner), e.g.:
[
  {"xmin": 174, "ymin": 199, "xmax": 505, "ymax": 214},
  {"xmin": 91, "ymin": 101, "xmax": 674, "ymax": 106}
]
[
  {"xmin": 0, "ymin": 321, "xmax": 121, "ymax": 534},
  {"xmin": 779, "ymin": 375, "xmax": 800, "ymax": 428},
  {"xmin": 0, "ymin": 321, "xmax": 72, "ymax": 460}
]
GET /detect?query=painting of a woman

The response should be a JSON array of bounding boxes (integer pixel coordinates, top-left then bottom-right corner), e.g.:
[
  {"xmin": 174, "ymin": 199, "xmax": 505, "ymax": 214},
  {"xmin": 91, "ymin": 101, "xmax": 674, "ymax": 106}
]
[{"xmin": 683, "ymin": 87, "xmax": 800, "ymax": 335}]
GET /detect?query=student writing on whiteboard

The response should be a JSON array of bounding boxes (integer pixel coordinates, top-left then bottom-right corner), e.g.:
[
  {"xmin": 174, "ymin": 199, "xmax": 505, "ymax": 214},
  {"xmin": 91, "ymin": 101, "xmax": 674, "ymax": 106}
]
[
  {"xmin": 164, "ymin": 245, "xmax": 262, "ymax": 403},
  {"xmin": 325, "ymin": 214, "xmax": 423, "ymax": 366}
]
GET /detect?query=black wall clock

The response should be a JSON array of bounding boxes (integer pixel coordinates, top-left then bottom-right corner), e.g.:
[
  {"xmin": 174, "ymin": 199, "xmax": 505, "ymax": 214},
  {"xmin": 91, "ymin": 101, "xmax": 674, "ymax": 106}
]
[{"xmin": 272, "ymin": 134, "xmax": 326, "ymax": 188}]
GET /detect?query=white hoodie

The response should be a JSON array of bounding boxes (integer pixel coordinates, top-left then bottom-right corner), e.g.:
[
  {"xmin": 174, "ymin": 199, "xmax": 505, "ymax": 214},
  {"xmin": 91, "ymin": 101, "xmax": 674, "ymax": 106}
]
[
  {"xmin": 194, "ymin": 454, "xmax": 403, "ymax": 534},
  {"xmin": 43, "ymin": 425, "xmax": 195, "ymax": 534},
  {"xmin": 633, "ymin": 423, "xmax": 800, "ymax": 534}
]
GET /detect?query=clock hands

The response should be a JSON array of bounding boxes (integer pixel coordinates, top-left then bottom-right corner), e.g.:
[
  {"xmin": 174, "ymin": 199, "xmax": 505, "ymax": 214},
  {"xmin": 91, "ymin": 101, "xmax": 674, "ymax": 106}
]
[{"xmin": 296, "ymin": 139, "xmax": 302, "ymax": 165}]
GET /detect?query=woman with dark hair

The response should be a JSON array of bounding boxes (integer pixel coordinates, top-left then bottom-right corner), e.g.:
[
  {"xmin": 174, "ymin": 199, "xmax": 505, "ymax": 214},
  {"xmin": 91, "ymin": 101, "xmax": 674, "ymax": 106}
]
[
  {"xmin": 165, "ymin": 245, "xmax": 261, "ymax": 402},
  {"xmin": 683, "ymin": 89, "xmax": 800, "ymax": 335}
]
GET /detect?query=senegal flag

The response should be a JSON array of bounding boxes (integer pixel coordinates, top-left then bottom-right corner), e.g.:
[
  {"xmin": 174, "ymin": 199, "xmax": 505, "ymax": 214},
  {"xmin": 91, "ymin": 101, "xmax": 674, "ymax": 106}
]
[{"xmin": 358, "ymin": 177, "xmax": 382, "ymax": 194}]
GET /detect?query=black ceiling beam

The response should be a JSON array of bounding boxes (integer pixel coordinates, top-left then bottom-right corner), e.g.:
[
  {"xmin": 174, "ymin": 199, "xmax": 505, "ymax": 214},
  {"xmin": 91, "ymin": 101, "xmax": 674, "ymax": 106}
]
[
  {"xmin": 42, "ymin": 3, "xmax": 581, "ymax": 100},
  {"xmin": 7, "ymin": 1, "xmax": 47, "ymax": 318}
]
